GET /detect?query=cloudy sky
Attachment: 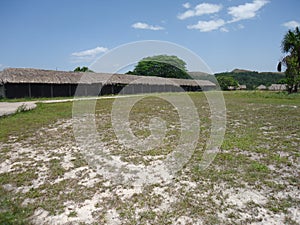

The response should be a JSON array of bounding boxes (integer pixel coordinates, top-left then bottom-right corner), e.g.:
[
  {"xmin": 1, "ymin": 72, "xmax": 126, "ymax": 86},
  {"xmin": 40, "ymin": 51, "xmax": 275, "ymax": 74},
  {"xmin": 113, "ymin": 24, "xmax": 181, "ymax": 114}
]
[{"xmin": 0, "ymin": 0, "xmax": 299, "ymax": 73}]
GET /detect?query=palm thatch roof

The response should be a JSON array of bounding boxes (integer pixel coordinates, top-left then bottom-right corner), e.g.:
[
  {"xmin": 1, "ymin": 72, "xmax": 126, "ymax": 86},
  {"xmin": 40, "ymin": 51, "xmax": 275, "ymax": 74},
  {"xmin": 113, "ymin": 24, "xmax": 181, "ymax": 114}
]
[
  {"xmin": 257, "ymin": 84, "xmax": 267, "ymax": 90},
  {"xmin": 0, "ymin": 68, "xmax": 216, "ymax": 87},
  {"xmin": 268, "ymin": 84, "xmax": 286, "ymax": 91}
]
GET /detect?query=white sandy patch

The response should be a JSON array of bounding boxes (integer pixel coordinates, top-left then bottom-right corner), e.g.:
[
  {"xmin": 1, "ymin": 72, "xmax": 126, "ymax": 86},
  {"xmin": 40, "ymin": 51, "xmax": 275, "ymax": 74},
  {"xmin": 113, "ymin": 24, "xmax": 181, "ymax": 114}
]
[
  {"xmin": 289, "ymin": 207, "xmax": 300, "ymax": 224},
  {"xmin": 256, "ymin": 211, "xmax": 286, "ymax": 225},
  {"xmin": 31, "ymin": 191, "xmax": 110, "ymax": 225},
  {"xmin": 173, "ymin": 216, "xmax": 203, "ymax": 225},
  {"xmin": 153, "ymin": 186, "xmax": 177, "ymax": 211},
  {"xmin": 0, "ymin": 159, "xmax": 13, "ymax": 173},
  {"xmin": 115, "ymin": 185, "xmax": 143, "ymax": 200},
  {"xmin": 77, "ymin": 170, "xmax": 101, "ymax": 187},
  {"xmin": 22, "ymin": 198, "xmax": 36, "ymax": 206},
  {"xmin": 224, "ymin": 188, "xmax": 268, "ymax": 207},
  {"xmin": 275, "ymin": 187, "xmax": 300, "ymax": 199},
  {"xmin": 60, "ymin": 152, "xmax": 75, "ymax": 170},
  {"xmin": 106, "ymin": 208, "xmax": 122, "ymax": 225}
]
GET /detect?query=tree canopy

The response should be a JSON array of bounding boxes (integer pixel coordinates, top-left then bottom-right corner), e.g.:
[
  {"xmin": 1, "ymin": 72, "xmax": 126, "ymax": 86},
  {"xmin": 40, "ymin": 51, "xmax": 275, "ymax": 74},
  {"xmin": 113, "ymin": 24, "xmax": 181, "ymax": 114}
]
[
  {"xmin": 127, "ymin": 55, "xmax": 191, "ymax": 79},
  {"xmin": 216, "ymin": 76, "xmax": 238, "ymax": 90},
  {"xmin": 277, "ymin": 26, "xmax": 300, "ymax": 93},
  {"xmin": 74, "ymin": 66, "xmax": 94, "ymax": 72}
]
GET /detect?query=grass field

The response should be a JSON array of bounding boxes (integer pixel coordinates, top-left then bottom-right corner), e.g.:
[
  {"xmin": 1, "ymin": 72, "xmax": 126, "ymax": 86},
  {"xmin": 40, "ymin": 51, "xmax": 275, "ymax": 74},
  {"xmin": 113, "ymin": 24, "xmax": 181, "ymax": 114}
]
[{"xmin": 0, "ymin": 91, "xmax": 299, "ymax": 224}]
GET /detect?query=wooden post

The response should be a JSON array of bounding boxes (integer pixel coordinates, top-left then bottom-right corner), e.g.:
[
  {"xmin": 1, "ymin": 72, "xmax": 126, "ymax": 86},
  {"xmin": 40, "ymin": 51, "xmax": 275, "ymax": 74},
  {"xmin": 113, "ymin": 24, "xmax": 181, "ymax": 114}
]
[
  {"xmin": 69, "ymin": 84, "xmax": 72, "ymax": 97},
  {"xmin": 28, "ymin": 83, "xmax": 32, "ymax": 98},
  {"xmin": 50, "ymin": 84, "xmax": 54, "ymax": 97},
  {"xmin": 85, "ymin": 85, "xmax": 88, "ymax": 96},
  {"xmin": 111, "ymin": 84, "xmax": 114, "ymax": 94}
]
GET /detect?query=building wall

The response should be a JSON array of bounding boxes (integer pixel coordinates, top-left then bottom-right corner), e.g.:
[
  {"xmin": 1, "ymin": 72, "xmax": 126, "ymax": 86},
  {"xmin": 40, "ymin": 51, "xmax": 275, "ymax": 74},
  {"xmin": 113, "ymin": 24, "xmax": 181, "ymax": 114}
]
[
  {"xmin": 30, "ymin": 84, "xmax": 52, "ymax": 97},
  {"xmin": 3, "ymin": 82, "xmax": 206, "ymax": 99},
  {"xmin": 5, "ymin": 83, "xmax": 80, "ymax": 98},
  {"xmin": 6, "ymin": 83, "xmax": 30, "ymax": 98}
]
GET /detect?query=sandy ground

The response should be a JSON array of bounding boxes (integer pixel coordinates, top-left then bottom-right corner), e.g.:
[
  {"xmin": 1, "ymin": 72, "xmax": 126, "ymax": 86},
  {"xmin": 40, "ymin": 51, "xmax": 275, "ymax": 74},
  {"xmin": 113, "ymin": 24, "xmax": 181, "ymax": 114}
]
[
  {"xmin": 0, "ymin": 94, "xmax": 299, "ymax": 224},
  {"xmin": 0, "ymin": 116, "xmax": 299, "ymax": 224}
]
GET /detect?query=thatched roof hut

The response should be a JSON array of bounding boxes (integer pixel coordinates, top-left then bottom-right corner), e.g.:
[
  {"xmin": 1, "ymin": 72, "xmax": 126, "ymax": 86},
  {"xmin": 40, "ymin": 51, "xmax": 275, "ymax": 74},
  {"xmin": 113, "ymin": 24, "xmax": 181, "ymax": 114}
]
[
  {"xmin": 268, "ymin": 84, "xmax": 286, "ymax": 91},
  {"xmin": 0, "ymin": 68, "xmax": 216, "ymax": 98},
  {"xmin": 0, "ymin": 68, "xmax": 215, "ymax": 86},
  {"xmin": 257, "ymin": 84, "xmax": 267, "ymax": 90},
  {"xmin": 237, "ymin": 84, "xmax": 247, "ymax": 90},
  {"xmin": 0, "ymin": 68, "xmax": 126, "ymax": 85}
]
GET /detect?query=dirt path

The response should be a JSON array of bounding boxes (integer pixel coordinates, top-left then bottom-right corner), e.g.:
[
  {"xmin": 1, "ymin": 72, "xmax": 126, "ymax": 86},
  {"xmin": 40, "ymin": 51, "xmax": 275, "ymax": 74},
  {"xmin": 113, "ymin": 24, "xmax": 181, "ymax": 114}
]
[
  {"xmin": 0, "ymin": 95, "xmax": 146, "ymax": 117},
  {"xmin": 0, "ymin": 102, "xmax": 37, "ymax": 116}
]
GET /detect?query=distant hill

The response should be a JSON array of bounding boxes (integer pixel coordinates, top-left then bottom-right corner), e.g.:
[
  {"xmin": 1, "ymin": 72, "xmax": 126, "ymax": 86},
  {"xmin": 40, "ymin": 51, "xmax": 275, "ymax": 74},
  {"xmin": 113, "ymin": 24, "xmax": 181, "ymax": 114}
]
[
  {"xmin": 214, "ymin": 69, "xmax": 285, "ymax": 90},
  {"xmin": 231, "ymin": 68, "xmax": 252, "ymax": 73}
]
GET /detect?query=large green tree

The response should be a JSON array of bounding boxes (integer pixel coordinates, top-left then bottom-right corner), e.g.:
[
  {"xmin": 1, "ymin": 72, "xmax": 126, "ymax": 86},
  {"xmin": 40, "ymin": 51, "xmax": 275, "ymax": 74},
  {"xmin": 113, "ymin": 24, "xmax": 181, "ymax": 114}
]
[
  {"xmin": 277, "ymin": 27, "xmax": 300, "ymax": 93},
  {"xmin": 127, "ymin": 55, "xmax": 191, "ymax": 79},
  {"xmin": 216, "ymin": 76, "xmax": 238, "ymax": 90}
]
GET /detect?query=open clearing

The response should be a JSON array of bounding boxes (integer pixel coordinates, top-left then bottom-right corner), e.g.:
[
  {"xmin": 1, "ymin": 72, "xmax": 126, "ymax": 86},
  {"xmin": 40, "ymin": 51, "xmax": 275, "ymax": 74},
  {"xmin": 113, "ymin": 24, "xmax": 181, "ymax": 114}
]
[{"xmin": 0, "ymin": 91, "xmax": 299, "ymax": 224}]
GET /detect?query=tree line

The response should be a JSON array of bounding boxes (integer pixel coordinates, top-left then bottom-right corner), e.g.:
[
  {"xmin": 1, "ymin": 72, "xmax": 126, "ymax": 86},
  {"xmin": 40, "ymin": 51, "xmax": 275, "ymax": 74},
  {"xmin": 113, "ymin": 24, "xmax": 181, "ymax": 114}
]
[{"xmin": 215, "ymin": 70, "xmax": 285, "ymax": 90}]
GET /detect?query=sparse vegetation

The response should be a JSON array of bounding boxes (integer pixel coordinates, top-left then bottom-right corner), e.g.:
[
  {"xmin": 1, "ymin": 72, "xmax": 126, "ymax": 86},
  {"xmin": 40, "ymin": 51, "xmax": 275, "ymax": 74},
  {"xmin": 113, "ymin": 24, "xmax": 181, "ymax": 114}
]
[{"xmin": 0, "ymin": 91, "xmax": 299, "ymax": 224}]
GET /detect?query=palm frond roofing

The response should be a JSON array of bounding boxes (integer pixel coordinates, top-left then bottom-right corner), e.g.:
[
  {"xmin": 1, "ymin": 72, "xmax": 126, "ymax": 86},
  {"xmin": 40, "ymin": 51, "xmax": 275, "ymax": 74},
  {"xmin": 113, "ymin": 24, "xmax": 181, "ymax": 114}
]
[{"xmin": 0, "ymin": 68, "xmax": 216, "ymax": 87}]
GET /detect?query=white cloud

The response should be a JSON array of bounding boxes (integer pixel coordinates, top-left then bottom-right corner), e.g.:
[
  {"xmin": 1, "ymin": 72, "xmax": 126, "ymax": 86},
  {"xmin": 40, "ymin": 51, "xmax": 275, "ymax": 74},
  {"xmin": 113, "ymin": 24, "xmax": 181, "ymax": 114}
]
[
  {"xmin": 132, "ymin": 22, "xmax": 164, "ymax": 30},
  {"xmin": 178, "ymin": 3, "xmax": 222, "ymax": 20},
  {"xmin": 220, "ymin": 27, "xmax": 229, "ymax": 32},
  {"xmin": 72, "ymin": 46, "xmax": 108, "ymax": 57},
  {"xmin": 187, "ymin": 19, "xmax": 225, "ymax": 32},
  {"xmin": 238, "ymin": 24, "xmax": 245, "ymax": 29},
  {"xmin": 71, "ymin": 46, "xmax": 108, "ymax": 63},
  {"xmin": 195, "ymin": 3, "xmax": 222, "ymax": 16},
  {"xmin": 183, "ymin": 2, "xmax": 191, "ymax": 9},
  {"xmin": 180, "ymin": 0, "xmax": 269, "ymax": 32},
  {"xmin": 282, "ymin": 20, "xmax": 300, "ymax": 29},
  {"xmin": 178, "ymin": 10, "xmax": 195, "ymax": 20},
  {"xmin": 228, "ymin": 0, "xmax": 269, "ymax": 22}
]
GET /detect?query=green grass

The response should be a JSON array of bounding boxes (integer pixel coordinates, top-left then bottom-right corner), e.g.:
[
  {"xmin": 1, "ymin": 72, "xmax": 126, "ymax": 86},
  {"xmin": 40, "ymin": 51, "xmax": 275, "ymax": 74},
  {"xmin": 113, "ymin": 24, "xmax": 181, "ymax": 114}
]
[
  {"xmin": 265, "ymin": 196, "xmax": 294, "ymax": 213},
  {"xmin": 249, "ymin": 162, "xmax": 269, "ymax": 173},
  {"xmin": 0, "ymin": 186, "xmax": 33, "ymax": 225},
  {"xmin": 225, "ymin": 90, "xmax": 300, "ymax": 100},
  {"xmin": 48, "ymin": 159, "xmax": 66, "ymax": 179},
  {"xmin": 0, "ymin": 102, "xmax": 72, "ymax": 142},
  {"xmin": 0, "ymin": 91, "xmax": 299, "ymax": 224},
  {"xmin": 0, "ymin": 170, "xmax": 38, "ymax": 187},
  {"xmin": 68, "ymin": 211, "xmax": 77, "ymax": 217}
]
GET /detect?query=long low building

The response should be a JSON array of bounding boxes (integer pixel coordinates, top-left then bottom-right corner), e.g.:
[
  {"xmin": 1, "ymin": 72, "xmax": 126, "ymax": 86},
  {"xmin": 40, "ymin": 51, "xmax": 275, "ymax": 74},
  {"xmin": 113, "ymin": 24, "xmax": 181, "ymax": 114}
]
[{"xmin": 0, "ymin": 68, "xmax": 216, "ymax": 98}]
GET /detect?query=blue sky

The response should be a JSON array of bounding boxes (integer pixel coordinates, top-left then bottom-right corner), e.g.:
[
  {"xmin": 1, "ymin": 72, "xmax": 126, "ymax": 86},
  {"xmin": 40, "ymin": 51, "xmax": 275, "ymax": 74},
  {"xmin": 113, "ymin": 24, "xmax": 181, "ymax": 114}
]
[{"xmin": 0, "ymin": 0, "xmax": 299, "ymax": 73}]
